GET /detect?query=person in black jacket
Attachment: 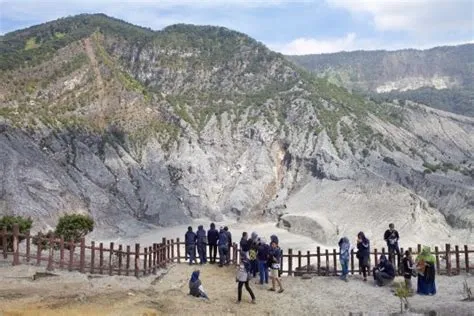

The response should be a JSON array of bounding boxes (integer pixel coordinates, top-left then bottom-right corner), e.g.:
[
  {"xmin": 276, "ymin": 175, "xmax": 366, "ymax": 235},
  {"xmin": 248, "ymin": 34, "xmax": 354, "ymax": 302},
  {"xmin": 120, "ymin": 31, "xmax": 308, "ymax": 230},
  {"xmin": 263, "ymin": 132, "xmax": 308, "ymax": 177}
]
[
  {"xmin": 384, "ymin": 223, "xmax": 401, "ymax": 270},
  {"xmin": 373, "ymin": 254, "xmax": 395, "ymax": 286},
  {"xmin": 207, "ymin": 223, "xmax": 219, "ymax": 264},
  {"xmin": 196, "ymin": 225, "xmax": 207, "ymax": 264},
  {"xmin": 240, "ymin": 232, "xmax": 250, "ymax": 259},
  {"xmin": 402, "ymin": 250, "xmax": 415, "ymax": 292},
  {"xmin": 185, "ymin": 226, "xmax": 197, "ymax": 265},
  {"xmin": 224, "ymin": 226, "xmax": 232, "ymax": 265},
  {"xmin": 356, "ymin": 231, "xmax": 370, "ymax": 281}
]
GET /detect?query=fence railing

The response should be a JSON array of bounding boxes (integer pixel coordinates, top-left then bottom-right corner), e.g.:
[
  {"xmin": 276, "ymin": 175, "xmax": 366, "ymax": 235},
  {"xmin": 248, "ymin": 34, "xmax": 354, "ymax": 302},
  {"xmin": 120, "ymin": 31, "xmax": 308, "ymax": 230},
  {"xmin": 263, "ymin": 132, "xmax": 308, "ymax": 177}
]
[{"xmin": 1, "ymin": 225, "xmax": 473, "ymax": 278}]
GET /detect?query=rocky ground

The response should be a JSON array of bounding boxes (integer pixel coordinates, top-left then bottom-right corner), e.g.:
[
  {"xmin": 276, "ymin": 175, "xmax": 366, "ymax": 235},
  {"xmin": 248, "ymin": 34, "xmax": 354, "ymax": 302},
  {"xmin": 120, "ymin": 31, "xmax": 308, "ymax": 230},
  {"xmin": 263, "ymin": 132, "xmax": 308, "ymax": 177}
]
[{"xmin": 1, "ymin": 262, "xmax": 473, "ymax": 316}]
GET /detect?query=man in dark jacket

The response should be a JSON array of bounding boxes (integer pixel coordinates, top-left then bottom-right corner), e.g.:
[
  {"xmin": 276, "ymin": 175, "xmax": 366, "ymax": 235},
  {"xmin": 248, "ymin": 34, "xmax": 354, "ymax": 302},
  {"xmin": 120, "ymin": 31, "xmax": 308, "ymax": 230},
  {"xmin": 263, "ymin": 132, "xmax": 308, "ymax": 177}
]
[
  {"xmin": 196, "ymin": 225, "xmax": 207, "ymax": 264},
  {"xmin": 207, "ymin": 223, "xmax": 219, "ymax": 264},
  {"xmin": 185, "ymin": 226, "xmax": 197, "ymax": 265},
  {"xmin": 257, "ymin": 238, "xmax": 270, "ymax": 285},
  {"xmin": 373, "ymin": 254, "xmax": 395, "ymax": 286},
  {"xmin": 224, "ymin": 226, "xmax": 232, "ymax": 264},
  {"xmin": 218, "ymin": 227, "xmax": 229, "ymax": 267},
  {"xmin": 384, "ymin": 223, "xmax": 401, "ymax": 270},
  {"xmin": 240, "ymin": 232, "xmax": 250, "ymax": 259}
]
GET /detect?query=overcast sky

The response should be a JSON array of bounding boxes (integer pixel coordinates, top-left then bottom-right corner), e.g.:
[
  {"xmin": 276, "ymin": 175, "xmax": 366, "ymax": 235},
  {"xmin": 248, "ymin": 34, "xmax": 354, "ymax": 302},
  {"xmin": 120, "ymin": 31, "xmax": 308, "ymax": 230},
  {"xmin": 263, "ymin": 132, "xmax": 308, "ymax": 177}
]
[{"xmin": 1, "ymin": 0, "xmax": 473, "ymax": 54}]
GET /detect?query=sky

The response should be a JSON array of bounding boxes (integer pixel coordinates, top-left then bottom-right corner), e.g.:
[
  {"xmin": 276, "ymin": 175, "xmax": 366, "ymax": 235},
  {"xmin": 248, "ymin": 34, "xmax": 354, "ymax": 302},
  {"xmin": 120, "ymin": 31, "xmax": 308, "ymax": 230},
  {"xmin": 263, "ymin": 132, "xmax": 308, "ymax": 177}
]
[{"xmin": 0, "ymin": 0, "xmax": 473, "ymax": 55}]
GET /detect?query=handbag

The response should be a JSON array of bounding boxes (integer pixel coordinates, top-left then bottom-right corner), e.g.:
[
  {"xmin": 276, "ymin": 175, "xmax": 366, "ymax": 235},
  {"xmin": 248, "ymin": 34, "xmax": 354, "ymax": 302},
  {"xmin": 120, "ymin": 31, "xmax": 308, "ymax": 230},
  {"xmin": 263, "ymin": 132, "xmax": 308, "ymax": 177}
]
[{"xmin": 272, "ymin": 263, "xmax": 280, "ymax": 270}]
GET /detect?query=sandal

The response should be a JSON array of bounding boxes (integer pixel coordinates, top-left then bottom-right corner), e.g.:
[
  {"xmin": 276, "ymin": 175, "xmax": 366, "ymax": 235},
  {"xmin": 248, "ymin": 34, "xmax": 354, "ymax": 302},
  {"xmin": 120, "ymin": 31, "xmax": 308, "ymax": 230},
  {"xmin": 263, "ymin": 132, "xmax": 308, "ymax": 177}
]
[{"xmin": 268, "ymin": 288, "xmax": 276, "ymax": 291}]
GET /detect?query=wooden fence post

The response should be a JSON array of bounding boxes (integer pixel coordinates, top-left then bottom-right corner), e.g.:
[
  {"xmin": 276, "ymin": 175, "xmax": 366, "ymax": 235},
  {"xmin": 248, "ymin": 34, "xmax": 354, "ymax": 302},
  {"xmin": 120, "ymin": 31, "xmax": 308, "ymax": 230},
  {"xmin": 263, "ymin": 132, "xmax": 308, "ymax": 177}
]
[
  {"xmin": 144, "ymin": 247, "xmax": 148, "ymax": 275},
  {"xmin": 350, "ymin": 249, "xmax": 355, "ymax": 275},
  {"xmin": 297, "ymin": 251, "xmax": 302, "ymax": 270},
  {"xmin": 288, "ymin": 248, "xmax": 293, "ymax": 276},
  {"xmin": 464, "ymin": 245, "xmax": 469, "ymax": 273},
  {"xmin": 2, "ymin": 226, "xmax": 7, "ymax": 259},
  {"xmin": 325, "ymin": 249, "xmax": 329, "ymax": 273},
  {"xmin": 316, "ymin": 247, "xmax": 321, "ymax": 274},
  {"xmin": 12, "ymin": 224, "xmax": 20, "ymax": 266},
  {"xmin": 455, "ymin": 245, "xmax": 460, "ymax": 274},
  {"xmin": 59, "ymin": 237, "xmax": 65, "ymax": 269},
  {"xmin": 152, "ymin": 244, "xmax": 157, "ymax": 274},
  {"xmin": 109, "ymin": 242, "xmax": 114, "ymax": 276},
  {"xmin": 90, "ymin": 241, "xmax": 95, "ymax": 274},
  {"xmin": 171, "ymin": 239, "xmax": 175, "ymax": 262},
  {"xmin": 374, "ymin": 249, "xmax": 378, "ymax": 267},
  {"xmin": 148, "ymin": 246, "xmax": 152, "ymax": 272},
  {"xmin": 99, "ymin": 243, "xmax": 104, "ymax": 274},
  {"xmin": 135, "ymin": 243, "xmax": 140, "ymax": 278},
  {"xmin": 68, "ymin": 241, "xmax": 74, "ymax": 271},
  {"xmin": 46, "ymin": 234, "xmax": 54, "ymax": 271},
  {"xmin": 25, "ymin": 231, "xmax": 31, "ymax": 263},
  {"xmin": 126, "ymin": 245, "xmax": 131, "ymax": 276},
  {"xmin": 306, "ymin": 251, "xmax": 311, "ymax": 273},
  {"xmin": 333, "ymin": 249, "xmax": 337, "ymax": 276},
  {"xmin": 279, "ymin": 249, "xmax": 284, "ymax": 277},
  {"xmin": 176, "ymin": 238, "xmax": 181, "ymax": 263},
  {"xmin": 79, "ymin": 238, "xmax": 85, "ymax": 273},
  {"xmin": 434, "ymin": 246, "xmax": 440, "ymax": 274},
  {"xmin": 118, "ymin": 244, "xmax": 123, "ymax": 276},
  {"xmin": 417, "ymin": 244, "xmax": 422, "ymax": 255},
  {"xmin": 36, "ymin": 235, "xmax": 42, "ymax": 266},
  {"xmin": 167, "ymin": 240, "xmax": 171, "ymax": 263},
  {"xmin": 446, "ymin": 243, "xmax": 451, "ymax": 276},
  {"xmin": 162, "ymin": 238, "xmax": 167, "ymax": 266}
]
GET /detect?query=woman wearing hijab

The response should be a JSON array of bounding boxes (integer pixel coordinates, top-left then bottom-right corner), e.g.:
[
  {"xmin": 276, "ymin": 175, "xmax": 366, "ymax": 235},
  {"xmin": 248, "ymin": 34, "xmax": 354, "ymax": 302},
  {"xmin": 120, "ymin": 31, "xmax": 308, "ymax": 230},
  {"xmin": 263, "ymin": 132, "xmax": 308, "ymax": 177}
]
[
  {"xmin": 415, "ymin": 246, "xmax": 436, "ymax": 295},
  {"xmin": 189, "ymin": 270, "xmax": 209, "ymax": 299},
  {"xmin": 356, "ymin": 232, "xmax": 370, "ymax": 282}
]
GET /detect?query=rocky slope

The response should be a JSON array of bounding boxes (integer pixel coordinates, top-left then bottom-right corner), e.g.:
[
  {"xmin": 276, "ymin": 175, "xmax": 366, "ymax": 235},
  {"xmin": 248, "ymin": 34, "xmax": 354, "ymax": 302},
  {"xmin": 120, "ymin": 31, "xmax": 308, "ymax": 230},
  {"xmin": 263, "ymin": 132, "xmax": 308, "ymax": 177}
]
[
  {"xmin": 0, "ymin": 14, "xmax": 472, "ymax": 240},
  {"xmin": 287, "ymin": 44, "xmax": 474, "ymax": 116}
]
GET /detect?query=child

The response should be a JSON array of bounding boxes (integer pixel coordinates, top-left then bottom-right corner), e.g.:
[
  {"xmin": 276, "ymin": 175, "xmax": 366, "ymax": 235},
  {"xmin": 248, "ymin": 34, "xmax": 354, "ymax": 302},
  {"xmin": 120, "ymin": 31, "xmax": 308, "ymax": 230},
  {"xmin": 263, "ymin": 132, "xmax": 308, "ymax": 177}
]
[
  {"xmin": 189, "ymin": 270, "xmax": 209, "ymax": 300},
  {"xmin": 236, "ymin": 258, "xmax": 256, "ymax": 304},
  {"xmin": 402, "ymin": 250, "xmax": 415, "ymax": 293}
]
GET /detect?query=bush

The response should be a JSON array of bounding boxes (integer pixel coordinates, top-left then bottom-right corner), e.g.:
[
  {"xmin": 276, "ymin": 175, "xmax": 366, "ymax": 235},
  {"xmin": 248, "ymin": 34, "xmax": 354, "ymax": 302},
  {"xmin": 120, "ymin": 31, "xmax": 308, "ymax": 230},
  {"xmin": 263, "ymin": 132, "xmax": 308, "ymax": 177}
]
[
  {"xmin": 0, "ymin": 216, "xmax": 33, "ymax": 251},
  {"xmin": 55, "ymin": 214, "xmax": 94, "ymax": 243}
]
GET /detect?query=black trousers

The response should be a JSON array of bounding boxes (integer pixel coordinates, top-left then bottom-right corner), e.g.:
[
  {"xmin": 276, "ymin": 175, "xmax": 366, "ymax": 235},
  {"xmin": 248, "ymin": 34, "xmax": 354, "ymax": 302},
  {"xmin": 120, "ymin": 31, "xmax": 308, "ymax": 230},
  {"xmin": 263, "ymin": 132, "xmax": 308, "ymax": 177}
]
[
  {"xmin": 237, "ymin": 281, "xmax": 255, "ymax": 301},
  {"xmin": 209, "ymin": 244, "xmax": 217, "ymax": 262}
]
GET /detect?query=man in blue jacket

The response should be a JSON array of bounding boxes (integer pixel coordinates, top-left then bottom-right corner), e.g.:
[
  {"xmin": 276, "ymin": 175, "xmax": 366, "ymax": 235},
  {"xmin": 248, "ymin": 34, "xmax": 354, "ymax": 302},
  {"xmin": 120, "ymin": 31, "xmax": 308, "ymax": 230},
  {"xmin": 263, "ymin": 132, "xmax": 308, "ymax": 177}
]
[
  {"xmin": 218, "ymin": 227, "xmax": 229, "ymax": 267},
  {"xmin": 185, "ymin": 226, "xmax": 197, "ymax": 265},
  {"xmin": 196, "ymin": 225, "xmax": 207, "ymax": 264},
  {"xmin": 373, "ymin": 254, "xmax": 395, "ymax": 286},
  {"xmin": 207, "ymin": 223, "xmax": 219, "ymax": 264}
]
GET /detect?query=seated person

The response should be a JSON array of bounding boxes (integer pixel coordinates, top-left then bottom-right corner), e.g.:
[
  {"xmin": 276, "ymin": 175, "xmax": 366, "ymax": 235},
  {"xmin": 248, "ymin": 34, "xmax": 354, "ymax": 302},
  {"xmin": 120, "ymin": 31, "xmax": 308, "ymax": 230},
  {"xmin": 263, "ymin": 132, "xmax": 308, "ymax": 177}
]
[
  {"xmin": 372, "ymin": 254, "xmax": 395, "ymax": 286},
  {"xmin": 189, "ymin": 270, "xmax": 209, "ymax": 299}
]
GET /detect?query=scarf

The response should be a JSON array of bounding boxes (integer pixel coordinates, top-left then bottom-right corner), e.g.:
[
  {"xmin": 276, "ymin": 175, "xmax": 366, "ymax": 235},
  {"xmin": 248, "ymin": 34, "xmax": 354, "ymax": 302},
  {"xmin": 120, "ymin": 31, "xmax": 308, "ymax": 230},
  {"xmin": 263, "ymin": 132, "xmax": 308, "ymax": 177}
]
[{"xmin": 416, "ymin": 246, "xmax": 435, "ymax": 264}]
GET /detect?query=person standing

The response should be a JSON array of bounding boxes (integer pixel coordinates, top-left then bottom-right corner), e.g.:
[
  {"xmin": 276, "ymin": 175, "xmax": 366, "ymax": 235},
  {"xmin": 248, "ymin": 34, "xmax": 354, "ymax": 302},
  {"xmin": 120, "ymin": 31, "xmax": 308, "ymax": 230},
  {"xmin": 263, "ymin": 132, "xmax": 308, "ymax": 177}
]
[
  {"xmin": 185, "ymin": 226, "xmax": 197, "ymax": 265},
  {"xmin": 196, "ymin": 225, "xmax": 207, "ymax": 264},
  {"xmin": 338, "ymin": 237, "xmax": 351, "ymax": 282},
  {"xmin": 240, "ymin": 232, "xmax": 250, "ymax": 259},
  {"xmin": 402, "ymin": 250, "xmax": 415, "ymax": 293},
  {"xmin": 218, "ymin": 227, "xmax": 229, "ymax": 267},
  {"xmin": 356, "ymin": 231, "xmax": 370, "ymax": 282},
  {"xmin": 224, "ymin": 226, "xmax": 232, "ymax": 265},
  {"xmin": 384, "ymin": 223, "xmax": 401, "ymax": 271},
  {"xmin": 268, "ymin": 240, "xmax": 284, "ymax": 293},
  {"xmin": 207, "ymin": 223, "xmax": 219, "ymax": 264},
  {"xmin": 257, "ymin": 238, "xmax": 270, "ymax": 285},
  {"xmin": 372, "ymin": 254, "xmax": 395, "ymax": 286},
  {"xmin": 248, "ymin": 232, "xmax": 259, "ymax": 278},
  {"xmin": 236, "ymin": 258, "xmax": 256, "ymax": 304},
  {"xmin": 415, "ymin": 246, "xmax": 436, "ymax": 295}
]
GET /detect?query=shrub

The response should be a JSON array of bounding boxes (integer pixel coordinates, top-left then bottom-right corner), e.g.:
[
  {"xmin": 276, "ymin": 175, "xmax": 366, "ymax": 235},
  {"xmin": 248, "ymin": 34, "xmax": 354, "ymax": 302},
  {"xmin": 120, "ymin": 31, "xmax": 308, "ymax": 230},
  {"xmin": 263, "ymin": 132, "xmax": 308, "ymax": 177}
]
[
  {"xmin": 55, "ymin": 214, "xmax": 94, "ymax": 243},
  {"xmin": 394, "ymin": 282, "xmax": 411, "ymax": 313},
  {"xmin": 0, "ymin": 216, "xmax": 33, "ymax": 251}
]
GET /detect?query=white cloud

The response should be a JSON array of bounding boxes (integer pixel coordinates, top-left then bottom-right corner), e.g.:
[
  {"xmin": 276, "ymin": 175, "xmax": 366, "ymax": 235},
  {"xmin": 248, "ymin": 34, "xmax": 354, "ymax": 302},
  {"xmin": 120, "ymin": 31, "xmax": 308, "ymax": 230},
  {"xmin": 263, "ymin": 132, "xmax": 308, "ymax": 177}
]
[{"xmin": 326, "ymin": 0, "xmax": 474, "ymax": 33}]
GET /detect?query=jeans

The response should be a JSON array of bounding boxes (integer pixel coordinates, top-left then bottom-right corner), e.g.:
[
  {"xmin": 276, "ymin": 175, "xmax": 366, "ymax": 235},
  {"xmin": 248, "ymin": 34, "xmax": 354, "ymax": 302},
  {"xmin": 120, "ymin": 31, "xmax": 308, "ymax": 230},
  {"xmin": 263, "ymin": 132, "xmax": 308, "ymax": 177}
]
[
  {"xmin": 373, "ymin": 270, "xmax": 394, "ymax": 286},
  {"xmin": 237, "ymin": 281, "xmax": 255, "ymax": 301},
  {"xmin": 340, "ymin": 258, "xmax": 349, "ymax": 279},
  {"xmin": 209, "ymin": 244, "xmax": 217, "ymax": 263},
  {"xmin": 388, "ymin": 243, "xmax": 401, "ymax": 271},
  {"xmin": 258, "ymin": 260, "xmax": 268, "ymax": 284},
  {"xmin": 186, "ymin": 245, "xmax": 196, "ymax": 264},
  {"xmin": 197, "ymin": 244, "xmax": 207, "ymax": 264},
  {"xmin": 250, "ymin": 259, "xmax": 258, "ymax": 277},
  {"xmin": 218, "ymin": 245, "xmax": 229, "ymax": 266}
]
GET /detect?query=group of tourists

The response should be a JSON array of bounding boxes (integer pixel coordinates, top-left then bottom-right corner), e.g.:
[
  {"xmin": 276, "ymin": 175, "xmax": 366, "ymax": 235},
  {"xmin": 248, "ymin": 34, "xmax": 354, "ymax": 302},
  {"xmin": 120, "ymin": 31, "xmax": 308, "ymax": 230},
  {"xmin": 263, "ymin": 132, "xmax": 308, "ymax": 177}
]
[
  {"xmin": 338, "ymin": 223, "xmax": 436, "ymax": 296},
  {"xmin": 187, "ymin": 222, "xmax": 437, "ymax": 304},
  {"xmin": 185, "ymin": 224, "xmax": 284, "ymax": 303}
]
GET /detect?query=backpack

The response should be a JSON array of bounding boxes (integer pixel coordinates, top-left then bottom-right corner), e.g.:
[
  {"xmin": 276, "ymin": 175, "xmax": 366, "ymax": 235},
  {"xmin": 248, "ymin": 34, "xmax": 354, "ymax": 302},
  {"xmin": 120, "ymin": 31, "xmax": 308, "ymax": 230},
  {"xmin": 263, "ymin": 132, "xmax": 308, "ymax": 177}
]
[{"xmin": 249, "ymin": 249, "xmax": 257, "ymax": 260}]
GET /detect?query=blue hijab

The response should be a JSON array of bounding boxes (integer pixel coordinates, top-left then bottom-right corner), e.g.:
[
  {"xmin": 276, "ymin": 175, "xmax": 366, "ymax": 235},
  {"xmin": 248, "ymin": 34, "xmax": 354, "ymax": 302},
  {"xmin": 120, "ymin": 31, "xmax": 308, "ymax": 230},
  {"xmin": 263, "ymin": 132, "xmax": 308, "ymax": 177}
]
[{"xmin": 190, "ymin": 270, "xmax": 200, "ymax": 282}]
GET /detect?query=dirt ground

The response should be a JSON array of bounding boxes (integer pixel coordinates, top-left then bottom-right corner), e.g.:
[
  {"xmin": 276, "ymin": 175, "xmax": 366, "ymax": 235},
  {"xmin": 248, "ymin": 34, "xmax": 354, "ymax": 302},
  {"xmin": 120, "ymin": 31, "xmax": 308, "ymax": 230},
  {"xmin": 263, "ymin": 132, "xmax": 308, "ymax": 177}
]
[{"xmin": 1, "ymin": 263, "xmax": 473, "ymax": 316}]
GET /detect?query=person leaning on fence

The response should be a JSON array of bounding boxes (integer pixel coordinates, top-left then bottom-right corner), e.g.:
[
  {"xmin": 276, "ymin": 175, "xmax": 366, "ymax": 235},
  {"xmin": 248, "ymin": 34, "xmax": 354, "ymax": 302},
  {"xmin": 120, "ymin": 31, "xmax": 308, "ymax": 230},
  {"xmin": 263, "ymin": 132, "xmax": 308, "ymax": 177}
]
[
  {"xmin": 338, "ymin": 237, "xmax": 351, "ymax": 282},
  {"xmin": 372, "ymin": 254, "xmax": 395, "ymax": 286},
  {"xmin": 384, "ymin": 223, "xmax": 401, "ymax": 270},
  {"xmin": 189, "ymin": 270, "xmax": 209, "ymax": 300},
  {"xmin": 185, "ymin": 226, "xmax": 197, "ymax": 265},
  {"xmin": 236, "ymin": 257, "xmax": 256, "ymax": 304},
  {"xmin": 268, "ymin": 240, "xmax": 284, "ymax": 293},
  {"xmin": 356, "ymin": 231, "xmax": 370, "ymax": 282},
  {"xmin": 196, "ymin": 225, "xmax": 207, "ymax": 265},
  {"xmin": 402, "ymin": 250, "xmax": 416, "ymax": 293},
  {"xmin": 218, "ymin": 227, "xmax": 229, "ymax": 267},
  {"xmin": 224, "ymin": 226, "xmax": 232, "ymax": 265},
  {"xmin": 207, "ymin": 223, "xmax": 219, "ymax": 264},
  {"xmin": 248, "ymin": 232, "xmax": 259, "ymax": 278}
]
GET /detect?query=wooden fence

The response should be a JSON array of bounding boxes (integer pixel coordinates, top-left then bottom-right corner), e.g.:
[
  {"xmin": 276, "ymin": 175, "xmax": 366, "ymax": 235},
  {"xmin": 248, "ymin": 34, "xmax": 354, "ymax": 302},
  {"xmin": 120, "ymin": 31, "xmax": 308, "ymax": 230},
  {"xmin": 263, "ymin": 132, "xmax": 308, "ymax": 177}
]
[
  {"xmin": 1, "ymin": 225, "xmax": 473, "ymax": 278},
  {"xmin": 281, "ymin": 244, "xmax": 474, "ymax": 277}
]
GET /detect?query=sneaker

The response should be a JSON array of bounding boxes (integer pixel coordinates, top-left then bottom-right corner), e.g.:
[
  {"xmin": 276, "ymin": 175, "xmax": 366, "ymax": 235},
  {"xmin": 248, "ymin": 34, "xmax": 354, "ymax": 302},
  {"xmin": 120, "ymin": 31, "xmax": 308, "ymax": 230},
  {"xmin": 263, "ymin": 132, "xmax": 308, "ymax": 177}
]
[
  {"xmin": 278, "ymin": 289, "xmax": 284, "ymax": 293},
  {"xmin": 268, "ymin": 288, "xmax": 276, "ymax": 292},
  {"xmin": 251, "ymin": 299, "xmax": 256, "ymax": 304},
  {"xmin": 363, "ymin": 278, "xmax": 367, "ymax": 282}
]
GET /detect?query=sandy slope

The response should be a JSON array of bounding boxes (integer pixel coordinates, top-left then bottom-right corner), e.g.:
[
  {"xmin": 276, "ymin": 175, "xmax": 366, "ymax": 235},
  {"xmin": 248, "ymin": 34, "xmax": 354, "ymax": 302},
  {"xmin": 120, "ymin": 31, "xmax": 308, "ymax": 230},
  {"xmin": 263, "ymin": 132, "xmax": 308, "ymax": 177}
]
[{"xmin": 1, "ymin": 263, "xmax": 473, "ymax": 316}]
